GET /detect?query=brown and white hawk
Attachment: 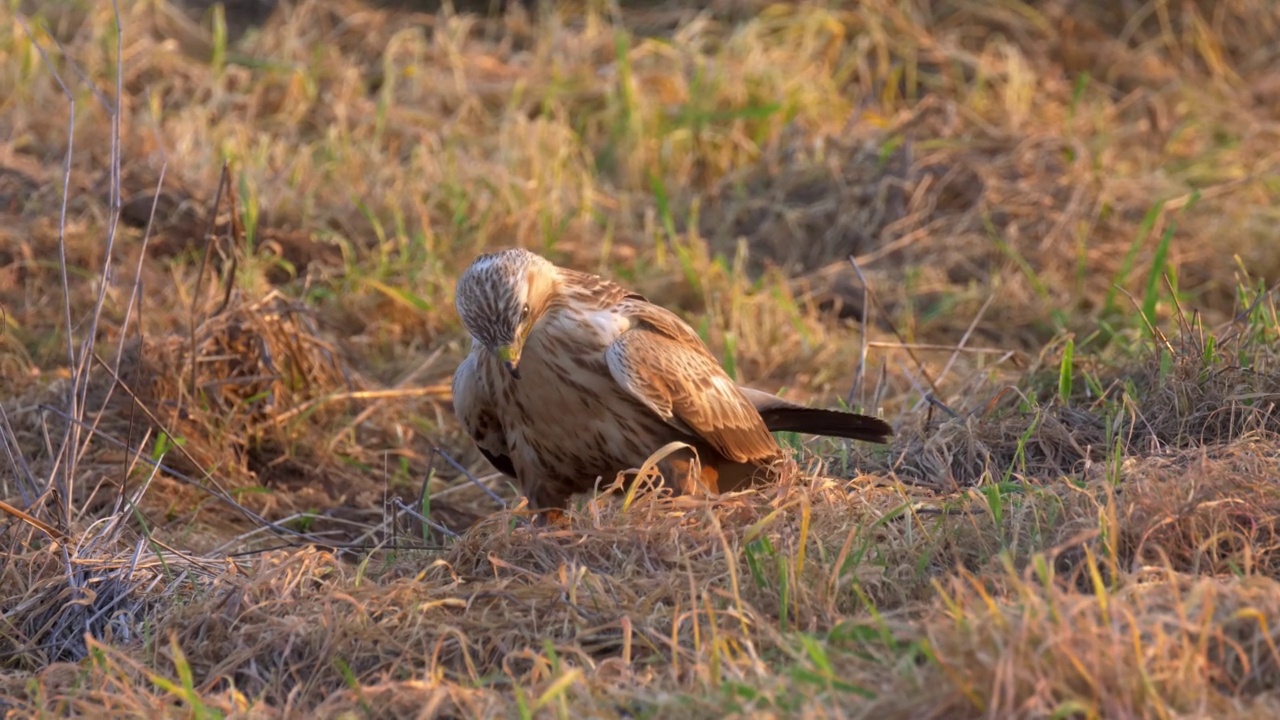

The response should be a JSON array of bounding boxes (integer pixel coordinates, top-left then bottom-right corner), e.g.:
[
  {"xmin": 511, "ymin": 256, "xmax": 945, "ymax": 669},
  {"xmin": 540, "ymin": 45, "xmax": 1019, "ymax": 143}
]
[{"xmin": 451, "ymin": 248, "xmax": 891, "ymax": 511}]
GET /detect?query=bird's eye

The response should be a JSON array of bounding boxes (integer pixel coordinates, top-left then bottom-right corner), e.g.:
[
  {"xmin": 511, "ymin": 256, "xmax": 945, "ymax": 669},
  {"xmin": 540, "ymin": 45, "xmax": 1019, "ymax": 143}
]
[{"xmin": 520, "ymin": 303, "xmax": 531, "ymax": 320}]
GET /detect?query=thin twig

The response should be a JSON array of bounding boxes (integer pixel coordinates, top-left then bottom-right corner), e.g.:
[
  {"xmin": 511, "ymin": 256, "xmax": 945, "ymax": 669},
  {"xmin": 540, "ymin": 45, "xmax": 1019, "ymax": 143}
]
[
  {"xmin": 225, "ymin": 542, "xmax": 446, "ymax": 558},
  {"xmin": 188, "ymin": 163, "xmax": 232, "ymax": 402},
  {"xmin": 392, "ymin": 498, "xmax": 461, "ymax": 540},
  {"xmin": 18, "ymin": 13, "xmax": 78, "ymax": 529},
  {"xmin": 434, "ymin": 446, "xmax": 508, "ymax": 508},
  {"xmin": 0, "ymin": 401, "xmax": 40, "ymax": 504},
  {"xmin": 1115, "ymin": 285, "xmax": 1175, "ymax": 355},
  {"xmin": 849, "ymin": 254, "xmax": 944, "ymax": 402},
  {"xmin": 273, "ymin": 383, "xmax": 451, "ymax": 426},
  {"xmin": 113, "ymin": 162, "xmax": 168, "ymax": 373},
  {"xmin": 72, "ymin": 0, "xmax": 126, "ymax": 467},
  {"xmin": 855, "ymin": 257, "xmax": 870, "ymax": 410},
  {"xmin": 937, "ymin": 292, "xmax": 996, "ymax": 387},
  {"xmin": 418, "ymin": 447, "xmax": 437, "ymax": 518},
  {"xmin": 38, "ymin": 399, "xmax": 354, "ymax": 550},
  {"xmin": 865, "ymin": 341, "xmax": 1020, "ymax": 356},
  {"xmin": 0, "ymin": 499, "xmax": 70, "ymax": 542}
]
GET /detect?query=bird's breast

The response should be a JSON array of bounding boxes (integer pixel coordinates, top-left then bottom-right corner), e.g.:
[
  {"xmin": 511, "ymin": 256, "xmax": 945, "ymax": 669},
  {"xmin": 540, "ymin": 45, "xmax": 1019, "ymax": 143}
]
[{"xmin": 486, "ymin": 311, "xmax": 676, "ymax": 479}]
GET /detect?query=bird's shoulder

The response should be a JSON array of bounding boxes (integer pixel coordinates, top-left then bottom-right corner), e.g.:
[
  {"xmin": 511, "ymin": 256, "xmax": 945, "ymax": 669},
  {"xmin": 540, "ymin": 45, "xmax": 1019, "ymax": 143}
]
[
  {"xmin": 553, "ymin": 265, "xmax": 717, "ymax": 362},
  {"xmin": 556, "ymin": 267, "xmax": 646, "ymax": 308},
  {"xmin": 614, "ymin": 296, "xmax": 718, "ymax": 362}
]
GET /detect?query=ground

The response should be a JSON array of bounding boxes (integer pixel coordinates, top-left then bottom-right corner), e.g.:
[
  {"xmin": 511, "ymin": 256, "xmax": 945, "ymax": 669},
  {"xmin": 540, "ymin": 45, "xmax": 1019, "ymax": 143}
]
[{"xmin": 1, "ymin": 0, "xmax": 1279, "ymax": 717}]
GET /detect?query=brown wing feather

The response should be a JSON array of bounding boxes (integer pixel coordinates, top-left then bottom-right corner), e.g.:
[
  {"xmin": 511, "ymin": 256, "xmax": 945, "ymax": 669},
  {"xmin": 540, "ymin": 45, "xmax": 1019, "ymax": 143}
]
[{"xmin": 604, "ymin": 303, "xmax": 779, "ymax": 464}]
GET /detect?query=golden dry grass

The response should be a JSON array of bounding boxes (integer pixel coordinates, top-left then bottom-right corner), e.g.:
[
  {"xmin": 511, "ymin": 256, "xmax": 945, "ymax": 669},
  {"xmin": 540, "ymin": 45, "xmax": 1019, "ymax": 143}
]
[{"xmin": 2, "ymin": 0, "xmax": 1279, "ymax": 716}]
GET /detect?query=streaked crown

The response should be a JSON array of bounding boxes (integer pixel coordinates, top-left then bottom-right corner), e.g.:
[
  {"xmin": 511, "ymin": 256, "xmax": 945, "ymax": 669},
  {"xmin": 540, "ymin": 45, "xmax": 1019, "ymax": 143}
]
[{"xmin": 454, "ymin": 248, "xmax": 553, "ymax": 350}]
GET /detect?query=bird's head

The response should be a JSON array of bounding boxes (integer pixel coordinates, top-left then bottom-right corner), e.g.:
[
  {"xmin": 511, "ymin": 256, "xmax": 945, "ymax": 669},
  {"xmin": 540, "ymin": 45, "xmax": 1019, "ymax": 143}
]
[{"xmin": 454, "ymin": 248, "xmax": 558, "ymax": 379}]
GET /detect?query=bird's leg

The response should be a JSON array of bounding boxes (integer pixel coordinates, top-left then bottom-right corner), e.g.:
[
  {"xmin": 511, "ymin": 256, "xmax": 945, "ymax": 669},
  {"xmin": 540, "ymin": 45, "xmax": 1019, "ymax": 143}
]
[
  {"xmin": 700, "ymin": 464, "xmax": 720, "ymax": 494},
  {"xmin": 528, "ymin": 485, "xmax": 571, "ymax": 527},
  {"xmin": 531, "ymin": 507, "xmax": 566, "ymax": 527},
  {"xmin": 658, "ymin": 448, "xmax": 720, "ymax": 496}
]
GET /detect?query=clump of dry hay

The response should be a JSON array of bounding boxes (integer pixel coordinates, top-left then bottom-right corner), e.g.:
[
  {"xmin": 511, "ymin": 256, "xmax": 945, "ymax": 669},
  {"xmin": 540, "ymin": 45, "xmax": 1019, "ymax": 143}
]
[
  {"xmin": 1, "ymin": 285, "xmax": 381, "ymax": 674},
  {"xmin": 691, "ymin": 0, "xmax": 1280, "ymax": 355},
  {"xmin": 887, "ymin": 405, "xmax": 1108, "ymax": 490},
  {"xmin": 699, "ymin": 94, "xmax": 1087, "ymax": 284},
  {"xmin": 1114, "ymin": 340, "xmax": 1280, "ymax": 448},
  {"xmin": 7, "ymin": 425, "xmax": 1280, "ymax": 717},
  {"xmin": 876, "ymin": 297, "xmax": 1279, "ymax": 491},
  {"xmin": 0, "ymin": 534, "xmax": 224, "ymax": 670},
  {"xmin": 697, "ymin": 93, "xmax": 1148, "ymax": 349},
  {"xmin": 3, "ymin": 282, "xmax": 464, "ymax": 551},
  {"xmin": 698, "ymin": 119, "xmax": 919, "ymax": 278},
  {"xmin": 5, "ymin": 479, "xmax": 941, "ymax": 711},
  {"xmin": 1117, "ymin": 440, "xmax": 1280, "ymax": 577},
  {"xmin": 900, "ymin": 574, "xmax": 1280, "ymax": 718}
]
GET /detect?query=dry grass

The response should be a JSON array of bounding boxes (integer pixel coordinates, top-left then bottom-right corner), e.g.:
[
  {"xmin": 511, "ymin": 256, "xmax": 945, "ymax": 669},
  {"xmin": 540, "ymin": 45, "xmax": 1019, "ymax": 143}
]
[{"xmin": 2, "ymin": 0, "xmax": 1280, "ymax": 716}]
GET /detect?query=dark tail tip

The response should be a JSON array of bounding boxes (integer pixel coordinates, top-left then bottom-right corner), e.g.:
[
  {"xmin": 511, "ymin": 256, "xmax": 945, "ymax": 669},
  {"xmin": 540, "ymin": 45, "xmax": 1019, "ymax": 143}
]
[{"xmin": 759, "ymin": 407, "xmax": 893, "ymax": 444}]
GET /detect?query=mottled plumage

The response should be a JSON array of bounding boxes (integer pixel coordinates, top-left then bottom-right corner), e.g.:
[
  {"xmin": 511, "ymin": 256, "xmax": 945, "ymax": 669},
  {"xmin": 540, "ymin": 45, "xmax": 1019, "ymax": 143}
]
[{"xmin": 452, "ymin": 248, "xmax": 892, "ymax": 511}]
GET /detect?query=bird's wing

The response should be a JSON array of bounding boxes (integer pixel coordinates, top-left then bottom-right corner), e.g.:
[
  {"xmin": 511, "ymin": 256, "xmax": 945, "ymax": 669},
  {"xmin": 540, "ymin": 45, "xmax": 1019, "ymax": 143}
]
[
  {"xmin": 451, "ymin": 351, "xmax": 517, "ymax": 478},
  {"xmin": 604, "ymin": 303, "xmax": 779, "ymax": 464}
]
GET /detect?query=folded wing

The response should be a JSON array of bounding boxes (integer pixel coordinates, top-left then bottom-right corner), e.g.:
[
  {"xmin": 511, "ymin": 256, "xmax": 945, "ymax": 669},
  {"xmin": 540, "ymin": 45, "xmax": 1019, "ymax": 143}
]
[
  {"xmin": 452, "ymin": 352, "xmax": 517, "ymax": 478},
  {"xmin": 604, "ymin": 305, "xmax": 780, "ymax": 464}
]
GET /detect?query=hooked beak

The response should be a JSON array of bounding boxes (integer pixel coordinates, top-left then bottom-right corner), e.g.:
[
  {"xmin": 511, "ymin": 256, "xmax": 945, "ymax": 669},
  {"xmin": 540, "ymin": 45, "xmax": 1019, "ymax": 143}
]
[{"xmin": 497, "ymin": 345, "xmax": 521, "ymax": 380}]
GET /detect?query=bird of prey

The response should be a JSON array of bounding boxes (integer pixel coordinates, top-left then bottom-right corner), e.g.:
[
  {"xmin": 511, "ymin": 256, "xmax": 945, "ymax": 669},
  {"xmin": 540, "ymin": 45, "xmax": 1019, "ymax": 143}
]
[{"xmin": 451, "ymin": 248, "xmax": 892, "ymax": 512}]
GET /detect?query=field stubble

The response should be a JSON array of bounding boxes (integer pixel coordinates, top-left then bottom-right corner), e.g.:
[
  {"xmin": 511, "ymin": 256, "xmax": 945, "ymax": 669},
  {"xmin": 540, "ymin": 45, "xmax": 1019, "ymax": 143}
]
[{"xmin": 1, "ymin": 0, "xmax": 1280, "ymax": 716}]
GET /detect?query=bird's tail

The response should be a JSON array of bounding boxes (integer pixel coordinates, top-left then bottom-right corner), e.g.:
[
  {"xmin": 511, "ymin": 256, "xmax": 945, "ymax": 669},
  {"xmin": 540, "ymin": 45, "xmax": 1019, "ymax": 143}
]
[
  {"xmin": 739, "ymin": 385, "xmax": 892, "ymax": 443},
  {"xmin": 757, "ymin": 406, "xmax": 892, "ymax": 443}
]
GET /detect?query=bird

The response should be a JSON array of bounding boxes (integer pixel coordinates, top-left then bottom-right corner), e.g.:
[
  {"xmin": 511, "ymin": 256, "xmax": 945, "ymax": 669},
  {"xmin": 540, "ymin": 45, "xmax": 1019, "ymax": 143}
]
[{"xmin": 451, "ymin": 247, "xmax": 892, "ymax": 513}]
